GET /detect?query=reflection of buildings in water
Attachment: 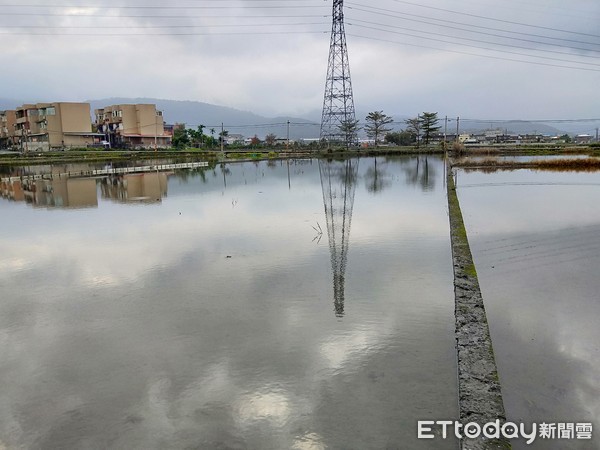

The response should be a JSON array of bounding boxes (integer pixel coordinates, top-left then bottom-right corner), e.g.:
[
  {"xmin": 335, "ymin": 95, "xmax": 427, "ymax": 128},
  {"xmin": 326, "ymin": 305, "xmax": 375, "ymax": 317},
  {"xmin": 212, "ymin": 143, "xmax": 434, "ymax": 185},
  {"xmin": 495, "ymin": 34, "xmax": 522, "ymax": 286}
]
[
  {"xmin": 319, "ymin": 158, "xmax": 359, "ymax": 317},
  {"xmin": 19, "ymin": 178, "xmax": 98, "ymax": 209},
  {"xmin": 100, "ymin": 172, "xmax": 168, "ymax": 203},
  {"xmin": 1, "ymin": 179, "xmax": 25, "ymax": 202}
]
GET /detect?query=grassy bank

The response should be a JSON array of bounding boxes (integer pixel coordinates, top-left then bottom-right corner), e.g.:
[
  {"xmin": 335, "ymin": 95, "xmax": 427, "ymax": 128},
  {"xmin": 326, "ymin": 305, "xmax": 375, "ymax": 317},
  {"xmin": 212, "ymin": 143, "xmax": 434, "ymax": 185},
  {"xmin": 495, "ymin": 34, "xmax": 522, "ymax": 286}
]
[
  {"xmin": 0, "ymin": 149, "xmax": 221, "ymax": 166},
  {"xmin": 453, "ymin": 156, "xmax": 600, "ymax": 172},
  {"xmin": 1, "ymin": 144, "xmax": 597, "ymax": 166}
]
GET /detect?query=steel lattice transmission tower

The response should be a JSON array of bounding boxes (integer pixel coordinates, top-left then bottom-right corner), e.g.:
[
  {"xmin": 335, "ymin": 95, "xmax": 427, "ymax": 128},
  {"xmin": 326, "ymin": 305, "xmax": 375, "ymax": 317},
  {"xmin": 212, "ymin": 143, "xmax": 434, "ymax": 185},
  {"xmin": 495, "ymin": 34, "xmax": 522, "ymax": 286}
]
[
  {"xmin": 319, "ymin": 158, "xmax": 359, "ymax": 317},
  {"xmin": 320, "ymin": 0, "xmax": 357, "ymax": 148}
]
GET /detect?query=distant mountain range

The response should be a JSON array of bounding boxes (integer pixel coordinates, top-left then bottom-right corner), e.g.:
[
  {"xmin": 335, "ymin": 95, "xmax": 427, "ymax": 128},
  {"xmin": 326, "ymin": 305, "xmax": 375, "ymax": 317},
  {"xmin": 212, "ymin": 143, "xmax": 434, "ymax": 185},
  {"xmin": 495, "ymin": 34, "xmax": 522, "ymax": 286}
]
[{"xmin": 1, "ymin": 96, "xmax": 589, "ymax": 138}]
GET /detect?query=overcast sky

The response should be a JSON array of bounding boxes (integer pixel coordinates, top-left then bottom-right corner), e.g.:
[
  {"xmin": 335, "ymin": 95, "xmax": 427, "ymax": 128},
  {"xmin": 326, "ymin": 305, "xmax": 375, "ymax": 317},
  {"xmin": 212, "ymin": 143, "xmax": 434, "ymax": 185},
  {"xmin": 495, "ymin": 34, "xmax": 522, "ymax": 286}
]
[{"xmin": 1, "ymin": 0, "xmax": 599, "ymax": 125}]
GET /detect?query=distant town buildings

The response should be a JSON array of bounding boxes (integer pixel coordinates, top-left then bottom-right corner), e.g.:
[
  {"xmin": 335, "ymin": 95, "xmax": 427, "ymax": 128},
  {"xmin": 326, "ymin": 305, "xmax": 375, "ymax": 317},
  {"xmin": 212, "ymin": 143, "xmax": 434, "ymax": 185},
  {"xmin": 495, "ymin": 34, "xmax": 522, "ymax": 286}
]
[
  {"xmin": 95, "ymin": 104, "xmax": 170, "ymax": 149},
  {"xmin": 1, "ymin": 103, "xmax": 102, "ymax": 151},
  {"xmin": 0, "ymin": 102, "xmax": 172, "ymax": 151},
  {"xmin": 0, "ymin": 110, "xmax": 17, "ymax": 148},
  {"xmin": 2, "ymin": 100, "xmax": 599, "ymax": 151}
]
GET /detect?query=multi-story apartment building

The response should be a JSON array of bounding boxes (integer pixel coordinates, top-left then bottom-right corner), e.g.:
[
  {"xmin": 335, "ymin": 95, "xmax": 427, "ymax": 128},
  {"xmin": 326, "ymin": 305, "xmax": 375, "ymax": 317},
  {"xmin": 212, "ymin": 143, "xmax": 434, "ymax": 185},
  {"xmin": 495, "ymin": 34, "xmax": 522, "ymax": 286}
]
[
  {"xmin": 0, "ymin": 110, "xmax": 17, "ymax": 149},
  {"xmin": 94, "ymin": 104, "xmax": 171, "ymax": 149},
  {"xmin": 13, "ymin": 102, "xmax": 101, "ymax": 151}
]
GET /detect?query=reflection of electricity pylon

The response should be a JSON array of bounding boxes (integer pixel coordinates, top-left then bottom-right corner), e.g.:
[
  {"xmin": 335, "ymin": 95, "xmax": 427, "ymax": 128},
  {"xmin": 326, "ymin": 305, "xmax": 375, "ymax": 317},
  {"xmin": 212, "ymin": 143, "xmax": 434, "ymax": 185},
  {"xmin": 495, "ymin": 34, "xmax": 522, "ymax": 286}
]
[
  {"xmin": 320, "ymin": 0, "xmax": 357, "ymax": 147},
  {"xmin": 319, "ymin": 158, "xmax": 359, "ymax": 317}
]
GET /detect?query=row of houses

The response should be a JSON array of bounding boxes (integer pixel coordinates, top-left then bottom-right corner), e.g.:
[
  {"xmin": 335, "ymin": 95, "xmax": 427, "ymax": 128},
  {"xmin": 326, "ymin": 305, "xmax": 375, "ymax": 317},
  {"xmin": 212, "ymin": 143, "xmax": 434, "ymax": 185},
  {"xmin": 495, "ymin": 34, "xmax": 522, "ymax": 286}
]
[
  {"xmin": 456, "ymin": 129, "xmax": 597, "ymax": 145},
  {"xmin": 0, "ymin": 102, "xmax": 172, "ymax": 151},
  {"xmin": 419, "ymin": 129, "xmax": 596, "ymax": 146}
]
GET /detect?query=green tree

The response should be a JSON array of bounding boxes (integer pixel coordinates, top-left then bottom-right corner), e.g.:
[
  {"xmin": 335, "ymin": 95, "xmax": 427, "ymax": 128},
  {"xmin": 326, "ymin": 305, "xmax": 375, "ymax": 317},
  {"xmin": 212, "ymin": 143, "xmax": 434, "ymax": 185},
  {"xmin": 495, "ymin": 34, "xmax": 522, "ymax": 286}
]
[
  {"xmin": 337, "ymin": 119, "xmax": 360, "ymax": 149},
  {"xmin": 365, "ymin": 111, "xmax": 393, "ymax": 147},
  {"xmin": 188, "ymin": 125, "xmax": 206, "ymax": 148},
  {"xmin": 210, "ymin": 128, "xmax": 216, "ymax": 147},
  {"xmin": 385, "ymin": 130, "xmax": 416, "ymax": 146},
  {"xmin": 420, "ymin": 112, "xmax": 441, "ymax": 145},
  {"xmin": 172, "ymin": 126, "xmax": 190, "ymax": 149},
  {"xmin": 560, "ymin": 133, "xmax": 572, "ymax": 143},
  {"xmin": 404, "ymin": 117, "xmax": 423, "ymax": 147}
]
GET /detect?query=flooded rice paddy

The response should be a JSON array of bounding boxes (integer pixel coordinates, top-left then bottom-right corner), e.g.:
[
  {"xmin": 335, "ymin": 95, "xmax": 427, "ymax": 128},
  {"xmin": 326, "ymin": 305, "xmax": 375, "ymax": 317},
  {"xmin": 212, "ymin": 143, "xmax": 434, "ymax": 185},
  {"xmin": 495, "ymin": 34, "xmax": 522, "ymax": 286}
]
[
  {"xmin": 1, "ymin": 155, "xmax": 599, "ymax": 449},
  {"xmin": 0, "ymin": 157, "xmax": 458, "ymax": 449},
  {"xmin": 456, "ymin": 168, "xmax": 600, "ymax": 450}
]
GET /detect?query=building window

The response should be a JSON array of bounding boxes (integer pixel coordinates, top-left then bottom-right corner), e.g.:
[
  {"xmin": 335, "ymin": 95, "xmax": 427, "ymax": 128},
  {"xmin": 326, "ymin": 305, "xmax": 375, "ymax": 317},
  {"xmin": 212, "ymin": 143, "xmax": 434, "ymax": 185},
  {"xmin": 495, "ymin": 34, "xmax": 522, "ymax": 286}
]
[{"xmin": 156, "ymin": 111, "xmax": 163, "ymax": 117}]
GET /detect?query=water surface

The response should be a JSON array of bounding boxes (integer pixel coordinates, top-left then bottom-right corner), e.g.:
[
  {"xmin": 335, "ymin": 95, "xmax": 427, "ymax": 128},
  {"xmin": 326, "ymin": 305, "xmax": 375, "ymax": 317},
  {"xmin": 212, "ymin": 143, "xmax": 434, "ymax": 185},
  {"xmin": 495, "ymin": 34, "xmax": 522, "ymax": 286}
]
[
  {"xmin": 0, "ymin": 156, "xmax": 458, "ymax": 449},
  {"xmin": 457, "ymin": 168, "xmax": 600, "ymax": 449}
]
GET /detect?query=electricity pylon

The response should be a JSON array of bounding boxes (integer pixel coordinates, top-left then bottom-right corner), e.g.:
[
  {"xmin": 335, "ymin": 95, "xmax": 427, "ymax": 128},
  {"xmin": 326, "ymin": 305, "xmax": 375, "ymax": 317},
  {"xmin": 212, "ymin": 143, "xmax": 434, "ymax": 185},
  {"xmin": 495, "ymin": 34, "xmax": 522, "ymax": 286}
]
[
  {"xmin": 319, "ymin": 158, "xmax": 359, "ymax": 316},
  {"xmin": 320, "ymin": 0, "xmax": 357, "ymax": 148}
]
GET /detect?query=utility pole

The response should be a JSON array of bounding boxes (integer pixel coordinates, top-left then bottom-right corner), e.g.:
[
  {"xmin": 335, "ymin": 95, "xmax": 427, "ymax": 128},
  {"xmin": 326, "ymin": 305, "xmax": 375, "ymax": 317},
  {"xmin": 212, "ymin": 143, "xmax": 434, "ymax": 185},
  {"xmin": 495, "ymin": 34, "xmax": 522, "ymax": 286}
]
[
  {"xmin": 287, "ymin": 120, "xmax": 290, "ymax": 150},
  {"xmin": 24, "ymin": 126, "xmax": 29, "ymax": 153},
  {"xmin": 320, "ymin": 0, "xmax": 356, "ymax": 149},
  {"xmin": 444, "ymin": 115, "xmax": 448, "ymax": 150},
  {"xmin": 455, "ymin": 117, "xmax": 460, "ymax": 143},
  {"xmin": 221, "ymin": 122, "xmax": 224, "ymax": 152},
  {"xmin": 154, "ymin": 112, "xmax": 158, "ymax": 152}
]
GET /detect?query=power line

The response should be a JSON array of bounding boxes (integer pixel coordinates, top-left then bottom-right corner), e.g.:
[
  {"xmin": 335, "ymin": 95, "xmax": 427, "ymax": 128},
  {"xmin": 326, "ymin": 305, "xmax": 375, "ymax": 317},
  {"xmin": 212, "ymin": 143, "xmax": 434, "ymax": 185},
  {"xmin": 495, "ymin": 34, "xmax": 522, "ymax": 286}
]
[
  {"xmin": 0, "ymin": 13, "xmax": 327, "ymax": 20},
  {"xmin": 1, "ymin": 0, "xmax": 320, "ymax": 4},
  {"xmin": 346, "ymin": 3, "xmax": 600, "ymax": 48},
  {"xmin": 1, "ymin": 0, "xmax": 326, "ymax": 5},
  {"xmin": 348, "ymin": 18, "xmax": 600, "ymax": 61},
  {"xmin": 460, "ymin": 118, "xmax": 600, "ymax": 123},
  {"xmin": 449, "ymin": 0, "xmax": 600, "ymax": 22},
  {"xmin": 0, "ymin": 4, "xmax": 328, "ymax": 11},
  {"xmin": 347, "ymin": 33, "xmax": 600, "ymax": 72},
  {"xmin": 0, "ymin": 22, "xmax": 327, "ymax": 30},
  {"xmin": 387, "ymin": 0, "xmax": 600, "ymax": 39},
  {"xmin": 349, "ymin": 23, "xmax": 600, "ymax": 68},
  {"xmin": 346, "ymin": 11, "xmax": 600, "ymax": 55},
  {"xmin": 0, "ymin": 30, "xmax": 328, "ymax": 36}
]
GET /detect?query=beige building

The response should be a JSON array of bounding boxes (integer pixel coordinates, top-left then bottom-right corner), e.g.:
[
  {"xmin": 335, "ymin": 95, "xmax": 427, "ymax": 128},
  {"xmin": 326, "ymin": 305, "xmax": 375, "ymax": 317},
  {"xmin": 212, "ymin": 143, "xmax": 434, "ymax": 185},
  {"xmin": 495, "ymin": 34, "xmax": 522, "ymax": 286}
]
[
  {"xmin": 0, "ymin": 110, "xmax": 17, "ymax": 149},
  {"xmin": 13, "ymin": 102, "xmax": 101, "ymax": 151},
  {"xmin": 95, "ymin": 104, "xmax": 171, "ymax": 149}
]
